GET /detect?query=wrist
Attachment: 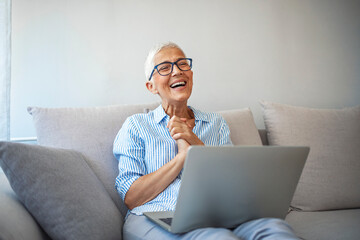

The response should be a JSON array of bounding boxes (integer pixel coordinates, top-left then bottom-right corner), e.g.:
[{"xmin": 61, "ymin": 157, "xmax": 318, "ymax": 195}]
[{"xmin": 176, "ymin": 151, "xmax": 187, "ymax": 167}]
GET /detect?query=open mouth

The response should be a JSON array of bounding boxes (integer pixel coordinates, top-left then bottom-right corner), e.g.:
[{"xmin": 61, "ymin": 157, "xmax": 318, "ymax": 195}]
[{"xmin": 170, "ymin": 81, "xmax": 187, "ymax": 89}]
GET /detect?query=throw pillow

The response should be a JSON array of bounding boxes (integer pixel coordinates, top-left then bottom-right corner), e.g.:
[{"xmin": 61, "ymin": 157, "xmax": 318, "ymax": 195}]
[
  {"xmin": 0, "ymin": 142, "xmax": 123, "ymax": 240},
  {"xmin": 260, "ymin": 101, "xmax": 360, "ymax": 211},
  {"xmin": 0, "ymin": 171, "xmax": 50, "ymax": 240}
]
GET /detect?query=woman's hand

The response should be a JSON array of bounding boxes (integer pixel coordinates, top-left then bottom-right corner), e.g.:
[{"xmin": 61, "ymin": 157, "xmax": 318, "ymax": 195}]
[{"xmin": 167, "ymin": 116, "xmax": 204, "ymax": 150}]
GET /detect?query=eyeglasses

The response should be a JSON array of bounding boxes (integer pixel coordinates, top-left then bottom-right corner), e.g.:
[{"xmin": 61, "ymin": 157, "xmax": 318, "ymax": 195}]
[{"xmin": 149, "ymin": 58, "xmax": 192, "ymax": 80}]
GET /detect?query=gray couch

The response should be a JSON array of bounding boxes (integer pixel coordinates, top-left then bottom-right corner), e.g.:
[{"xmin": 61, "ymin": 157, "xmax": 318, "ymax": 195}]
[{"xmin": 0, "ymin": 101, "xmax": 359, "ymax": 240}]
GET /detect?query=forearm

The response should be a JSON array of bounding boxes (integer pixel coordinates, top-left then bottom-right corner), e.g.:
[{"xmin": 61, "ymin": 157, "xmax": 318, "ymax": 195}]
[{"xmin": 124, "ymin": 151, "xmax": 186, "ymax": 210}]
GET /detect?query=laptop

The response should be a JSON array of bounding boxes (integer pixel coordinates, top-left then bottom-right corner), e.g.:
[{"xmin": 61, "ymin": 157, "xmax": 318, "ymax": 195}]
[{"xmin": 144, "ymin": 145, "xmax": 309, "ymax": 234}]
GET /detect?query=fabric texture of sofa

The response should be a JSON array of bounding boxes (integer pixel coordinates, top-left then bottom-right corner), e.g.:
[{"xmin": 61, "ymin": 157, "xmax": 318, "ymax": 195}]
[{"xmin": 0, "ymin": 101, "xmax": 359, "ymax": 240}]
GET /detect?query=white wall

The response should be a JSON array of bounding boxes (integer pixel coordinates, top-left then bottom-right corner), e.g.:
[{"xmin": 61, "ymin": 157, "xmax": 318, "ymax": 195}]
[{"xmin": 11, "ymin": 0, "xmax": 360, "ymax": 139}]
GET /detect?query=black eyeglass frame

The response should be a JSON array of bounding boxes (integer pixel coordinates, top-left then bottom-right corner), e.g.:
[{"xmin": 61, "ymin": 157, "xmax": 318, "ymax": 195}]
[{"xmin": 148, "ymin": 58, "xmax": 192, "ymax": 81}]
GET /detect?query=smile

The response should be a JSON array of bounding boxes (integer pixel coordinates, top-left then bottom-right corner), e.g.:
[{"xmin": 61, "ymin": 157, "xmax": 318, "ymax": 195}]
[{"xmin": 170, "ymin": 81, "xmax": 187, "ymax": 88}]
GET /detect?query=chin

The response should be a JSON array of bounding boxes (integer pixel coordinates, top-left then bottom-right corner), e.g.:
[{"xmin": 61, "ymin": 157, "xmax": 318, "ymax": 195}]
[
  {"xmin": 168, "ymin": 96, "xmax": 190, "ymax": 105},
  {"xmin": 175, "ymin": 93, "xmax": 191, "ymax": 102}
]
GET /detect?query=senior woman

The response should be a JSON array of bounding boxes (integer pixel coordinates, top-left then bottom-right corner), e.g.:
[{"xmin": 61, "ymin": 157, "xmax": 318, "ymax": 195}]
[{"xmin": 113, "ymin": 42, "xmax": 299, "ymax": 240}]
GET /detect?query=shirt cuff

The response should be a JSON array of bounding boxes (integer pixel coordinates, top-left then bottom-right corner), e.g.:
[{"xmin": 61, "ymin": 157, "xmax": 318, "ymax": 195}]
[{"xmin": 118, "ymin": 175, "xmax": 141, "ymax": 201}]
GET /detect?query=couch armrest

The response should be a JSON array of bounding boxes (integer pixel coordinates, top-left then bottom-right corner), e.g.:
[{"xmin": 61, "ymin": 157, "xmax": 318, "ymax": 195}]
[{"xmin": 0, "ymin": 170, "xmax": 50, "ymax": 240}]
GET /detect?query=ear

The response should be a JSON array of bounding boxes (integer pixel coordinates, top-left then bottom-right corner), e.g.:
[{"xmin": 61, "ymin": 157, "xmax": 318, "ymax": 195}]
[{"xmin": 146, "ymin": 81, "xmax": 158, "ymax": 94}]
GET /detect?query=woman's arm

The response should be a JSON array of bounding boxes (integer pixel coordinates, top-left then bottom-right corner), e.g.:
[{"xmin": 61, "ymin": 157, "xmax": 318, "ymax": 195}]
[
  {"xmin": 124, "ymin": 149, "xmax": 187, "ymax": 210},
  {"xmin": 121, "ymin": 115, "xmax": 200, "ymax": 210}
]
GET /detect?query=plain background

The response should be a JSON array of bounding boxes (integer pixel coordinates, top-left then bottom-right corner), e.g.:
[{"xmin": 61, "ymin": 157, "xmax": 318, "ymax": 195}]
[{"xmin": 10, "ymin": 0, "xmax": 360, "ymax": 139}]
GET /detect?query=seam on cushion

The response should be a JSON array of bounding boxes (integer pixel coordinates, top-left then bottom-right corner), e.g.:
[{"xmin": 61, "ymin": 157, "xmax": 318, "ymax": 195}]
[{"xmin": 75, "ymin": 151, "xmax": 109, "ymax": 191}]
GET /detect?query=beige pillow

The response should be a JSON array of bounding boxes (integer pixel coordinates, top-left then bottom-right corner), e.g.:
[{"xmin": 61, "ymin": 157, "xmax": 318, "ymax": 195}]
[
  {"xmin": 28, "ymin": 102, "xmax": 159, "ymax": 217},
  {"xmin": 260, "ymin": 101, "xmax": 360, "ymax": 211},
  {"xmin": 218, "ymin": 108, "xmax": 262, "ymax": 146}
]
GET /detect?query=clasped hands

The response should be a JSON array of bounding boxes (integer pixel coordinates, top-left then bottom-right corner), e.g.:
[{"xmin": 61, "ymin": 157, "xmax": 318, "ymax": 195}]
[{"xmin": 167, "ymin": 116, "xmax": 204, "ymax": 154}]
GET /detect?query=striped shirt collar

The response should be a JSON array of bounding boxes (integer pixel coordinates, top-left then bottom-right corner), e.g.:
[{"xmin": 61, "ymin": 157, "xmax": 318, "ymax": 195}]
[{"xmin": 153, "ymin": 104, "xmax": 210, "ymax": 124}]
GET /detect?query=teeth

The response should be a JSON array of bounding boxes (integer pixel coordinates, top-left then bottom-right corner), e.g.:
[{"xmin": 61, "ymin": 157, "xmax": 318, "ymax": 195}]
[{"xmin": 170, "ymin": 82, "xmax": 186, "ymax": 88}]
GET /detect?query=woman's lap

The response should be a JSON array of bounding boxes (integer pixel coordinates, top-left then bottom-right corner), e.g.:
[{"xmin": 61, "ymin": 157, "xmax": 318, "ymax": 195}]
[
  {"xmin": 123, "ymin": 214, "xmax": 299, "ymax": 240},
  {"xmin": 123, "ymin": 213, "xmax": 180, "ymax": 240}
]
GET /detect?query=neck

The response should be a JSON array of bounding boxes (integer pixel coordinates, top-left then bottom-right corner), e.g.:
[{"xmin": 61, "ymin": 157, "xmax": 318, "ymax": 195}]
[{"xmin": 162, "ymin": 101, "xmax": 193, "ymax": 119}]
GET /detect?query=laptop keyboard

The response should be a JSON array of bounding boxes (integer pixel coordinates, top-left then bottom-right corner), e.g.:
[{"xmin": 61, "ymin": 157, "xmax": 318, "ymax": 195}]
[{"xmin": 160, "ymin": 217, "xmax": 173, "ymax": 226}]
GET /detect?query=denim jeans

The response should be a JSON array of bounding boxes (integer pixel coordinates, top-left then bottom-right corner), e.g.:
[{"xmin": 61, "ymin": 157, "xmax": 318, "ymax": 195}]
[{"xmin": 123, "ymin": 213, "xmax": 300, "ymax": 240}]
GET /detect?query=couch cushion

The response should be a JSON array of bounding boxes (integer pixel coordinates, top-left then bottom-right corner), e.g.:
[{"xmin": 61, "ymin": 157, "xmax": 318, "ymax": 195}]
[
  {"xmin": 260, "ymin": 101, "xmax": 360, "ymax": 211},
  {"xmin": 286, "ymin": 209, "xmax": 360, "ymax": 240},
  {"xmin": 218, "ymin": 108, "xmax": 262, "ymax": 146},
  {"xmin": 28, "ymin": 102, "xmax": 159, "ymax": 217},
  {"xmin": 0, "ymin": 170, "xmax": 50, "ymax": 240},
  {"xmin": 0, "ymin": 142, "xmax": 123, "ymax": 240}
]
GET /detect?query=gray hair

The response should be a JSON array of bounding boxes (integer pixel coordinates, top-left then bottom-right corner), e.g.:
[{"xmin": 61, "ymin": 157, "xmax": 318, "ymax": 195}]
[{"xmin": 144, "ymin": 42, "xmax": 185, "ymax": 81}]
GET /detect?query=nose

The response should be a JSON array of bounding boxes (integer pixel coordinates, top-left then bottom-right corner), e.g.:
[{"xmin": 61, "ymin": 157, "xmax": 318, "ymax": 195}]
[{"xmin": 171, "ymin": 63, "xmax": 183, "ymax": 76}]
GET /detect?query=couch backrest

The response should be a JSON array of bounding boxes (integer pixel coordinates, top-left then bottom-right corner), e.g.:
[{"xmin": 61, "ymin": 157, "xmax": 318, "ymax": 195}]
[{"xmin": 28, "ymin": 103, "xmax": 263, "ymax": 217}]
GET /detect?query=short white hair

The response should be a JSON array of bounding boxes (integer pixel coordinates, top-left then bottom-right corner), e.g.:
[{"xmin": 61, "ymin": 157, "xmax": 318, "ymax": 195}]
[{"xmin": 144, "ymin": 42, "xmax": 185, "ymax": 81}]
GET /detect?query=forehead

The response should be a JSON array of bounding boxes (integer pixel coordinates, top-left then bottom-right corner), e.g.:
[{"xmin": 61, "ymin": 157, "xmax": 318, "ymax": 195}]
[{"xmin": 154, "ymin": 47, "xmax": 185, "ymax": 64}]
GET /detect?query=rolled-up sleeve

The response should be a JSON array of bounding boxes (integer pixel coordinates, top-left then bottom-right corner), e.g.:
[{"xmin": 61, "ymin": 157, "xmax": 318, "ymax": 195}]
[{"xmin": 113, "ymin": 117, "xmax": 146, "ymax": 201}]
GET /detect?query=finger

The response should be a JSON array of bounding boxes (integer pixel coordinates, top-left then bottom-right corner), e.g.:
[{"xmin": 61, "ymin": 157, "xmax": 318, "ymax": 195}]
[
  {"xmin": 173, "ymin": 132, "xmax": 193, "ymax": 143},
  {"xmin": 168, "ymin": 121, "xmax": 181, "ymax": 130},
  {"xmin": 170, "ymin": 126, "xmax": 179, "ymax": 137},
  {"xmin": 172, "ymin": 133, "xmax": 182, "ymax": 140},
  {"xmin": 180, "ymin": 118, "xmax": 193, "ymax": 128},
  {"xmin": 167, "ymin": 115, "xmax": 181, "ymax": 128},
  {"xmin": 170, "ymin": 127, "xmax": 186, "ymax": 137},
  {"xmin": 173, "ymin": 132, "xmax": 192, "ymax": 142},
  {"xmin": 168, "ymin": 119, "xmax": 188, "ymax": 130}
]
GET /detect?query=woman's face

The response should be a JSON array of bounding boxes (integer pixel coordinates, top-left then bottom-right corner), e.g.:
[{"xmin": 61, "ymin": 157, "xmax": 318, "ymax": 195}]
[{"xmin": 146, "ymin": 47, "xmax": 193, "ymax": 105}]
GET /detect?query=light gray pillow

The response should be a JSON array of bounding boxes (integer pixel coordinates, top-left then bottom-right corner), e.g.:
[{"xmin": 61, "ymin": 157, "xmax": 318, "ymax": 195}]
[
  {"xmin": 0, "ymin": 141, "xmax": 123, "ymax": 240},
  {"xmin": 28, "ymin": 102, "xmax": 159, "ymax": 217},
  {"xmin": 260, "ymin": 101, "xmax": 360, "ymax": 211},
  {"xmin": 218, "ymin": 108, "xmax": 262, "ymax": 146}
]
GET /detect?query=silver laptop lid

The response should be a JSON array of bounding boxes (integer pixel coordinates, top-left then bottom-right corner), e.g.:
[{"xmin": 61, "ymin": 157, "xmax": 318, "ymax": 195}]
[{"xmin": 170, "ymin": 146, "xmax": 309, "ymax": 233}]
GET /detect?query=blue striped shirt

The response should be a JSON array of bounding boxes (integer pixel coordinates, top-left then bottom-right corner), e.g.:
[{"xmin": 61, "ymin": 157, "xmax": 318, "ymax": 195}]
[{"xmin": 113, "ymin": 105, "xmax": 232, "ymax": 216}]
